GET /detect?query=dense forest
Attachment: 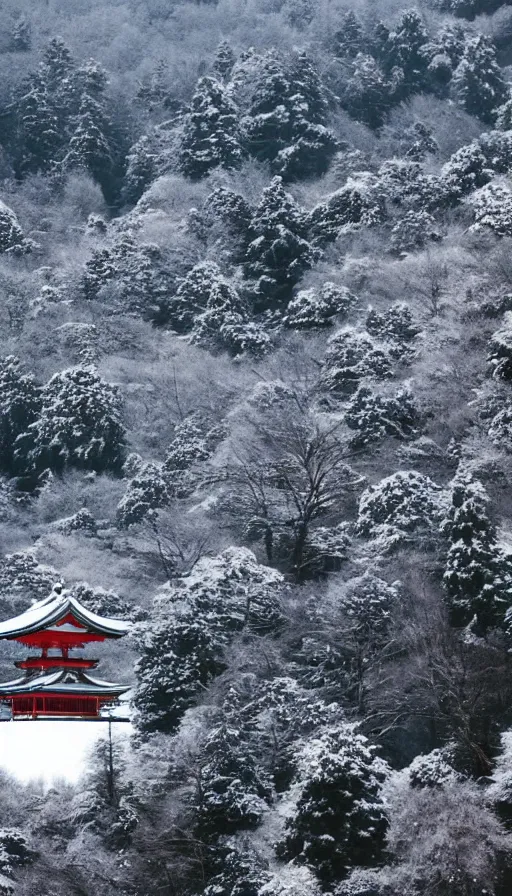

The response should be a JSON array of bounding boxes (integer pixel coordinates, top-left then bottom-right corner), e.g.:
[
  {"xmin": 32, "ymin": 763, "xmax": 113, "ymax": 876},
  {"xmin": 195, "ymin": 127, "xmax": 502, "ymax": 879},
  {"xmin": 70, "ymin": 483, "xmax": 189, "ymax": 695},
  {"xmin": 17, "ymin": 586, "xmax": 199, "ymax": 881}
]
[{"xmin": 3, "ymin": 0, "xmax": 512, "ymax": 892}]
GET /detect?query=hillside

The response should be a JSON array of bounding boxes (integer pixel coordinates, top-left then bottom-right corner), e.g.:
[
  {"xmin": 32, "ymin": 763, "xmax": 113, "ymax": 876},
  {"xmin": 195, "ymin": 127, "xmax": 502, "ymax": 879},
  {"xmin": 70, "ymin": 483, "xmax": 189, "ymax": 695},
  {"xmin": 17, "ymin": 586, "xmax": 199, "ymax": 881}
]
[{"xmin": 1, "ymin": 0, "xmax": 512, "ymax": 893}]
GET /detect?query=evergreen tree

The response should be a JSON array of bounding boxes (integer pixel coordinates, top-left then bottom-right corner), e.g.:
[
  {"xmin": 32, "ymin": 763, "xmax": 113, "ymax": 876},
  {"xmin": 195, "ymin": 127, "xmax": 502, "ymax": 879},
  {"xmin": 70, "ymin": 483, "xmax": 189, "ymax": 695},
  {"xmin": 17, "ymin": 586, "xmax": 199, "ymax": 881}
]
[
  {"xmin": 0, "ymin": 357, "xmax": 41, "ymax": 477},
  {"xmin": 134, "ymin": 548, "xmax": 283, "ymax": 735},
  {"xmin": 11, "ymin": 16, "xmax": 31, "ymax": 52},
  {"xmin": 64, "ymin": 93, "xmax": 113, "ymax": 185},
  {"xmin": 345, "ymin": 385, "xmax": 419, "ymax": 449},
  {"xmin": 133, "ymin": 612, "xmax": 223, "ymax": 736},
  {"xmin": 193, "ymin": 719, "xmax": 272, "ymax": 841},
  {"xmin": 27, "ymin": 366, "xmax": 125, "ymax": 476},
  {"xmin": 451, "ymin": 36, "xmax": 508, "ymax": 124},
  {"xmin": 16, "ymin": 74, "xmax": 60, "ymax": 175},
  {"xmin": 342, "ymin": 54, "xmax": 397, "ymax": 129},
  {"xmin": 121, "ymin": 136, "xmax": 158, "ymax": 206},
  {"xmin": 356, "ymin": 470, "xmax": 442, "ymax": 543},
  {"xmin": 442, "ymin": 474, "xmax": 512, "ymax": 631},
  {"xmin": 240, "ymin": 50, "xmax": 336, "ymax": 180},
  {"xmin": 179, "ymin": 76, "xmax": 243, "ymax": 179},
  {"xmin": 382, "ymin": 10, "xmax": 429, "ymax": 96},
  {"xmin": 334, "ymin": 11, "xmax": 365, "ymax": 58},
  {"xmin": 165, "ymin": 261, "xmax": 226, "ymax": 333},
  {"xmin": 284, "ymin": 283, "xmax": 356, "ymax": 329},
  {"xmin": 244, "ymin": 177, "xmax": 316, "ymax": 309},
  {"xmin": 116, "ymin": 462, "xmax": 171, "ymax": 527},
  {"xmin": 212, "ymin": 40, "xmax": 236, "ymax": 81},
  {"xmin": 0, "ymin": 203, "xmax": 25, "ymax": 254},
  {"xmin": 41, "ymin": 37, "xmax": 75, "ymax": 87},
  {"xmin": 320, "ymin": 329, "xmax": 393, "ymax": 396},
  {"xmin": 277, "ymin": 724, "xmax": 389, "ymax": 885}
]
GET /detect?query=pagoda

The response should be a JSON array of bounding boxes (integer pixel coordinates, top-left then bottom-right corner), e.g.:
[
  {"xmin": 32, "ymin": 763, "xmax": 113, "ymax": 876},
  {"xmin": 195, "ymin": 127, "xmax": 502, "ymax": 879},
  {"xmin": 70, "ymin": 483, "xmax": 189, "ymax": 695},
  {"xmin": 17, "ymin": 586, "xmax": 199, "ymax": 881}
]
[{"xmin": 0, "ymin": 584, "xmax": 131, "ymax": 721}]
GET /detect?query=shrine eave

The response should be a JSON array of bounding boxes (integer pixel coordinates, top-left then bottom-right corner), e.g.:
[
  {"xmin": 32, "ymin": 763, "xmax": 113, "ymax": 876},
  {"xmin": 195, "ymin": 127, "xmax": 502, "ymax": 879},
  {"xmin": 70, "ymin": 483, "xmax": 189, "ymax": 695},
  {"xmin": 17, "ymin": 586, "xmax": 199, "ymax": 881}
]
[
  {"xmin": 0, "ymin": 593, "xmax": 130, "ymax": 640},
  {"xmin": 0, "ymin": 669, "xmax": 130, "ymax": 697}
]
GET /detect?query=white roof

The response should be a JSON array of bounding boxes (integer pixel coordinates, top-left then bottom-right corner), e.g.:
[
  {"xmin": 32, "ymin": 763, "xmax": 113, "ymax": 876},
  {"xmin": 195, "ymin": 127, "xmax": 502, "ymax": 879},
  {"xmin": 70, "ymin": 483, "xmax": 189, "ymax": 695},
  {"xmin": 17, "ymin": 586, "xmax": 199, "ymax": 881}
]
[{"xmin": 0, "ymin": 588, "xmax": 131, "ymax": 639}]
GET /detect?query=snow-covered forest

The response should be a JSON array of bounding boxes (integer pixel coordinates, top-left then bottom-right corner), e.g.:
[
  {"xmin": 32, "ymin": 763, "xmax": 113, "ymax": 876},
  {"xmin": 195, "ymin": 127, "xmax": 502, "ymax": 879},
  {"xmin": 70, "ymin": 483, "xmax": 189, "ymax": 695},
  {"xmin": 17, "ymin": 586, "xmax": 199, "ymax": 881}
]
[{"xmin": 3, "ymin": 0, "xmax": 512, "ymax": 892}]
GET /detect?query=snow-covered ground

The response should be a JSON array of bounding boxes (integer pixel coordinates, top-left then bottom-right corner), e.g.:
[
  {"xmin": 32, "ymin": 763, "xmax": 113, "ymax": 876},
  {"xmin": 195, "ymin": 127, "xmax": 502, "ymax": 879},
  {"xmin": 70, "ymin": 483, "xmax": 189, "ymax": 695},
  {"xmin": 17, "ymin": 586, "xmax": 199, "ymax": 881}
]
[{"xmin": 0, "ymin": 720, "xmax": 132, "ymax": 786}]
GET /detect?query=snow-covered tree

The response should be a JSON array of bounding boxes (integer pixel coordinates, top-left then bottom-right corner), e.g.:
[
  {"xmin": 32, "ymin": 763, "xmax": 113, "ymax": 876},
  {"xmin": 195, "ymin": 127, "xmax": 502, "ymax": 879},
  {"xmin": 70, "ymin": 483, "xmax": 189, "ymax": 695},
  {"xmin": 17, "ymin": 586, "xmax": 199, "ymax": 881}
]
[
  {"xmin": 345, "ymin": 385, "xmax": 419, "ymax": 449},
  {"xmin": 441, "ymin": 473, "xmax": 512, "ymax": 631},
  {"xmin": 64, "ymin": 92, "xmax": 113, "ymax": 185},
  {"xmin": 284, "ymin": 283, "xmax": 356, "ymax": 329},
  {"xmin": 382, "ymin": 10, "xmax": 429, "ymax": 96},
  {"xmin": 390, "ymin": 210, "xmax": 442, "ymax": 253},
  {"xmin": 193, "ymin": 719, "xmax": 272, "ymax": 840},
  {"xmin": 307, "ymin": 178, "xmax": 383, "ymax": 244},
  {"xmin": 356, "ymin": 470, "xmax": 443, "ymax": 546},
  {"xmin": 334, "ymin": 11, "xmax": 365, "ymax": 58},
  {"xmin": 451, "ymin": 36, "xmax": 508, "ymax": 123},
  {"xmin": 441, "ymin": 140, "xmax": 491, "ymax": 201},
  {"xmin": 488, "ymin": 313, "xmax": 512, "ymax": 381},
  {"xmin": 237, "ymin": 49, "xmax": 337, "ymax": 180},
  {"xmin": 212, "ymin": 40, "xmax": 236, "ymax": 81},
  {"xmin": 342, "ymin": 54, "xmax": 398, "ymax": 129},
  {"xmin": 116, "ymin": 462, "xmax": 171, "ymax": 527},
  {"xmin": 28, "ymin": 366, "xmax": 125, "ymax": 475},
  {"xmin": 134, "ymin": 548, "xmax": 284, "ymax": 735},
  {"xmin": 0, "ymin": 551, "xmax": 58, "ymax": 608},
  {"xmin": 320, "ymin": 329, "xmax": 393, "ymax": 396},
  {"xmin": 244, "ymin": 177, "xmax": 316, "ymax": 309},
  {"xmin": 11, "ymin": 16, "xmax": 31, "ymax": 52},
  {"xmin": 277, "ymin": 724, "xmax": 389, "ymax": 885},
  {"xmin": 179, "ymin": 76, "xmax": 243, "ymax": 179},
  {"xmin": 134, "ymin": 612, "xmax": 223, "ymax": 736},
  {"xmin": 0, "ymin": 357, "xmax": 41, "ymax": 476},
  {"xmin": 365, "ymin": 303, "xmax": 420, "ymax": 355},
  {"xmin": 468, "ymin": 181, "xmax": 512, "ymax": 237},
  {"xmin": 0, "ymin": 829, "xmax": 34, "ymax": 877}
]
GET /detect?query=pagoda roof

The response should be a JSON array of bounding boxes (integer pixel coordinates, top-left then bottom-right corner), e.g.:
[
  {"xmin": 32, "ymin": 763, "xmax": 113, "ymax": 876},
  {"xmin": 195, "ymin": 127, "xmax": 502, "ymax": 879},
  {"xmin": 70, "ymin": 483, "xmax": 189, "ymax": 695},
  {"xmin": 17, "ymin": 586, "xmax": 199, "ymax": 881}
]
[
  {"xmin": 0, "ymin": 668, "xmax": 130, "ymax": 697},
  {"xmin": 0, "ymin": 587, "xmax": 131, "ymax": 640}
]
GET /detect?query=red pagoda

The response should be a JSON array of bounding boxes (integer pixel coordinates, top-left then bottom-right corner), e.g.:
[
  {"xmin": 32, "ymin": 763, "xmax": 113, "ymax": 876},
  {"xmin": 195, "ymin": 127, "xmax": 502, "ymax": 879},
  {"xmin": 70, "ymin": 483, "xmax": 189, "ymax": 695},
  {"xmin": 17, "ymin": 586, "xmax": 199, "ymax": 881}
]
[{"xmin": 0, "ymin": 584, "xmax": 131, "ymax": 721}]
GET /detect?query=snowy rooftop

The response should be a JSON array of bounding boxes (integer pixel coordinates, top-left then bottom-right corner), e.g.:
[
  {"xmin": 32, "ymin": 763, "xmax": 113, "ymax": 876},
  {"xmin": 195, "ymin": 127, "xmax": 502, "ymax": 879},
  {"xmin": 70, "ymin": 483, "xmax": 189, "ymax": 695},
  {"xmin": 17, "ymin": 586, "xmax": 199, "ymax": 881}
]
[
  {"xmin": 0, "ymin": 586, "xmax": 131, "ymax": 639},
  {"xmin": 0, "ymin": 667, "xmax": 129, "ymax": 696}
]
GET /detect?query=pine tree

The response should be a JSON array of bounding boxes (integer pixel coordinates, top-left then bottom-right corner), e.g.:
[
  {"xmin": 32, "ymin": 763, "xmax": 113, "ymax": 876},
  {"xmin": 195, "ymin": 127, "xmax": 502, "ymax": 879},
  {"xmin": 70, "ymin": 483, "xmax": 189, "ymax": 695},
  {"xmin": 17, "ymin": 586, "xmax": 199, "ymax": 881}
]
[
  {"xmin": 0, "ymin": 357, "xmax": 41, "ymax": 476},
  {"xmin": 284, "ymin": 283, "xmax": 356, "ymax": 329},
  {"xmin": 212, "ymin": 40, "xmax": 236, "ymax": 81},
  {"xmin": 121, "ymin": 136, "xmax": 158, "ymax": 206},
  {"xmin": 11, "ymin": 16, "xmax": 31, "ymax": 52},
  {"xmin": 356, "ymin": 470, "xmax": 442, "ymax": 542},
  {"xmin": 442, "ymin": 474, "xmax": 512, "ymax": 631},
  {"xmin": 383, "ymin": 10, "xmax": 429, "ymax": 96},
  {"xmin": 27, "ymin": 366, "xmax": 126, "ymax": 476},
  {"xmin": 166, "ymin": 261, "xmax": 225, "ymax": 333},
  {"xmin": 240, "ymin": 50, "xmax": 336, "ymax": 180},
  {"xmin": 334, "ymin": 11, "xmax": 365, "ymax": 58},
  {"xmin": 342, "ymin": 54, "xmax": 397, "ymax": 129},
  {"xmin": 244, "ymin": 177, "xmax": 316, "ymax": 309},
  {"xmin": 134, "ymin": 548, "xmax": 283, "ymax": 735},
  {"xmin": 16, "ymin": 74, "xmax": 60, "ymax": 175},
  {"xmin": 193, "ymin": 720, "xmax": 272, "ymax": 840},
  {"xmin": 345, "ymin": 385, "xmax": 418, "ymax": 449},
  {"xmin": 0, "ymin": 203, "xmax": 25, "ymax": 254},
  {"xmin": 277, "ymin": 724, "xmax": 388, "ymax": 885},
  {"xmin": 116, "ymin": 462, "xmax": 171, "ymax": 527},
  {"xmin": 64, "ymin": 93, "xmax": 113, "ymax": 185},
  {"xmin": 41, "ymin": 37, "xmax": 75, "ymax": 87},
  {"xmin": 179, "ymin": 76, "xmax": 243, "ymax": 179},
  {"xmin": 320, "ymin": 329, "xmax": 393, "ymax": 396},
  {"xmin": 451, "ymin": 36, "xmax": 508, "ymax": 124},
  {"xmin": 133, "ymin": 613, "xmax": 224, "ymax": 736}
]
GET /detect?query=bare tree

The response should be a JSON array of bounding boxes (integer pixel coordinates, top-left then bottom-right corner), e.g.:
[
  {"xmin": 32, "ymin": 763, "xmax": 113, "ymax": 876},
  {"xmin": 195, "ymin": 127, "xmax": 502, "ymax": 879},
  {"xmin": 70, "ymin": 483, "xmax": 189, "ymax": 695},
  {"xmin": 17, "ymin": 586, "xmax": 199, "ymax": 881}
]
[{"xmin": 224, "ymin": 406, "xmax": 363, "ymax": 581}]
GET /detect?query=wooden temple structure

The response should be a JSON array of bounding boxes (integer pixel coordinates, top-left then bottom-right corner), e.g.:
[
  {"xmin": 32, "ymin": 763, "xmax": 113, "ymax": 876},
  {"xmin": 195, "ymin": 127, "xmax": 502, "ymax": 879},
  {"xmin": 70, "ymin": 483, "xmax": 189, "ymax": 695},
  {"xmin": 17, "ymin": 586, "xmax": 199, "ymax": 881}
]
[{"xmin": 0, "ymin": 584, "xmax": 130, "ymax": 721}]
